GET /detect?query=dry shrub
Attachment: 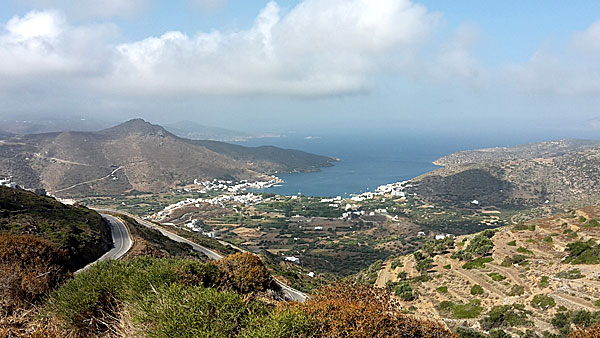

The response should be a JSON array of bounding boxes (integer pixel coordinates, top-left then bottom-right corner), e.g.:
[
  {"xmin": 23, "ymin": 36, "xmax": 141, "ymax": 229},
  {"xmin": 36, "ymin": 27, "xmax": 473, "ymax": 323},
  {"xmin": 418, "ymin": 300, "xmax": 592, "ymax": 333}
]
[
  {"xmin": 297, "ymin": 282, "xmax": 456, "ymax": 338},
  {"xmin": 215, "ymin": 252, "xmax": 273, "ymax": 294},
  {"xmin": 570, "ymin": 324, "xmax": 600, "ymax": 338},
  {"xmin": 0, "ymin": 234, "xmax": 69, "ymax": 315}
]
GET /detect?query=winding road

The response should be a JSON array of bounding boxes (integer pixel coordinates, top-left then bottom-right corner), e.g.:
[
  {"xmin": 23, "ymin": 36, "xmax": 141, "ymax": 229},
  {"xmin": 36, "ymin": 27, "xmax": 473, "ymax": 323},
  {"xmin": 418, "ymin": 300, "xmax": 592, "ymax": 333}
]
[
  {"xmin": 75, "ymin": 214, "xmax": 132, "ymax": 273},
  {"xmin": 93, "ymin": 208, "xmax": 308, "ymax": 302}
]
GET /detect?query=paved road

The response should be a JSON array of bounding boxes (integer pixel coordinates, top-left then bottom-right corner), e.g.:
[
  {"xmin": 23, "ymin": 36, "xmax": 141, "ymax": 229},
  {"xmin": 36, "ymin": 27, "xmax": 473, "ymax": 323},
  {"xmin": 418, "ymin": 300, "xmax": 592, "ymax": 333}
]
[
  {"xmin": 93, "ymin": 208, "xmax": 308, "ymax": 302},
  {"xmin": 75, "ymin": 214, "xmax": 132, "ymax": 273}
]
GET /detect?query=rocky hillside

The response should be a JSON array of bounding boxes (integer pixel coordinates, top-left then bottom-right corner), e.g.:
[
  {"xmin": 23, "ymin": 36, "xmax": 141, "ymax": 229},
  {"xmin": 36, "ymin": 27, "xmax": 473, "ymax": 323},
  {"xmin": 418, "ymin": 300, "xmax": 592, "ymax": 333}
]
[
  {"xmin": 411, "ymin": 140, "xmax": 600, "ymax": 209},
  {"xmin": 434, "ymin": 139, "xmax": 600, "ymax": 166},
  {"xmin": 355, "ymin": 206, "xmax": 600, "ymax": 336},
  {"xmin": 0, "ymin": 119, "xmax": 335, "ymax": 197}
]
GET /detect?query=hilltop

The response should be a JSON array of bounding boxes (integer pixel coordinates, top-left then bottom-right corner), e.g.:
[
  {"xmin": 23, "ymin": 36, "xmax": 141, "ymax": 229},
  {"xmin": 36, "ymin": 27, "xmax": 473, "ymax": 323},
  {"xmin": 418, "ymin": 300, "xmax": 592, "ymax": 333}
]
[
  {"xmin": 410, "ymin": 139, "xmax": 600, "ymax": 209},
  {"xmin": 0, "ymin": 119, "xmax": 335, "ymax": 197},
  {"xmin": 354, "ymin": 205, "xmax": 600, "ymax": 336}
]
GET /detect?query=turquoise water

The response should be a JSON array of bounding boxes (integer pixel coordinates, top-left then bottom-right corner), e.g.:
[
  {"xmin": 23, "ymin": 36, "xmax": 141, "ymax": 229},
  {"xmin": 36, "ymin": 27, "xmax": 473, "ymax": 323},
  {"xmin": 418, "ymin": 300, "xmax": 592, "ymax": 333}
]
[{"xmin": 238, "ymin": 134, "xmax": 503, "ymax": 197}]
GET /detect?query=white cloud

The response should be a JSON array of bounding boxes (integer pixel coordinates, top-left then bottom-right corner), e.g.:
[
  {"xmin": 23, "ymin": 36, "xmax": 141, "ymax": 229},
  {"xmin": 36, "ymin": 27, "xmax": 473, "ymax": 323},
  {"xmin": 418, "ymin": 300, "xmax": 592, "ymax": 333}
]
[
  {"xmin": 109, "ymin": 0, "xmax": 441, "ymax": 96},
  {"xmin": 0, "ymin": 10, "xmax": 116, "ymax": 80},
  {"xmin": 428, "ymin": 25, "xmax": 485, "ymax": 87},
  {"xmin": 572, "ymin": 20, "xmax": 600, "ymax": 54},
  {"xmin": 0, "ymin": 0, "xmax": 478, "ymax": 102},
  {"xmin": 508, "ymin": 20, "xmax": 600, "ymax": 96}
]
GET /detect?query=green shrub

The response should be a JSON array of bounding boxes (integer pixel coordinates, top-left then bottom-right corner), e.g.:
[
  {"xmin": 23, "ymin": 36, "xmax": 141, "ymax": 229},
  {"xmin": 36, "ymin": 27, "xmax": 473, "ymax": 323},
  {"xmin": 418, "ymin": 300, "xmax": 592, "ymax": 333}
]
[
  {"xmin": 463, "ymin": 257, "xmax": 493, "ymax": 270},
  {"xmin": 513, "ymin": 224, "xmax": 536, "ymax": 231},
  {"xmin": 437, "ymin": 286, "xmax": 449, "ymax": 294},
  {"xmin": 390, "ymin": 258, "xmax": 404, "ymax": 269},
  {"xmin": 508, "ymin": 285, "xmax": 525, "ymax": 296},
  {"xmin": 531, "ymin": 294, "xmax": 556, "ymax": 310},
  {"xmin": 488, "ymin": 272, "xmax": 506, "ymax": 282},
  {"xmin": 443, "ymin": 264, "xmax": 451, "ymax": 270},
  {"xmin": 507, "ymin": 240, "xmax": 517, "ymax": 246},
  {"xmin": 452, "ymin": 232, "xmax": 495, "ymax": 261},
  {"xmin": 437, "ymin": 300, "xmax": 455, "ymax": 315},
  {"xmin": 563, "ymin": 240, "xmax": 600, "ymax": 265},
  {"xmin": 453, "ymin": 299, "xmax": 483, "ymax": 319},
  {"xmin": 241, "ymin": 308, "xmax": 314, "ymax": 338},
  {"xmin": 538, "ymin": 276, "xmax": 550, "ymax": 289},
  {"xmin": 136, "ymin": 283, "xmax": 266, "ymax": 338},
  {"xmin": 394, "ymin": 281, "xmax": 415, "ymax": 301},
  {"xmin": 480, "ymin": 304, "xmax": 532, "ymax": 330},
  {"xmin": 557, "ymin": 269, "xmax": 585, "ymax": 279},
  {"xmin": 517, "ymin": 247, "xmax": 534, "ymax": 255},
  {"xmin": 471, "ymin": 285, "xmax": 484, "ymax": 295},
  {"xmin": 595, "ymin": 300, "xmax": 600, "ymax": 308},
  {"xmin": 543, "ymin": 236, "xmax": 554, "ymax": 243}
]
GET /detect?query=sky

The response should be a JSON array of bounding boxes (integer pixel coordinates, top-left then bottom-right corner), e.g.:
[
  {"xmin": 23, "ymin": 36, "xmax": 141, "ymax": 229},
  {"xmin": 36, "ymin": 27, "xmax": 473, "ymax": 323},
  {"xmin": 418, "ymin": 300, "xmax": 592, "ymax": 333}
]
[{"xmin": 1, "ymin": 0, "xmax": 599, "ymax": 140}]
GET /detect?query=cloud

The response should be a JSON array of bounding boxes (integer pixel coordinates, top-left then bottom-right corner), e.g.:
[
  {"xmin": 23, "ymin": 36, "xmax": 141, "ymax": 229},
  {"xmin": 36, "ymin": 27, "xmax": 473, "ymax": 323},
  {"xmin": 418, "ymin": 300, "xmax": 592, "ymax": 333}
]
[
  {"xmin": 508, "ymin": 20, "xmax": 600, "ymax": 96},
  {"xmin": 428, "ymin": 24, "xmax": 485, "ymax": 87},
  {"xmin": 0, "ymin": 10, "xmax": 117, "ymax": 86},
  {"xmin": 1, "ymin": 0, "xmax": 480, "ymax": 104},
  {"xmin": 16, "ymin": 0, "xmax": 149, "ymax": 19},
  {"xmin": 109, "ymin": 0, "xmax": 442, "ymax": 96},
  {"xmin": 0, "ymin": 10, "xmax": 116, "ymax": 82}
]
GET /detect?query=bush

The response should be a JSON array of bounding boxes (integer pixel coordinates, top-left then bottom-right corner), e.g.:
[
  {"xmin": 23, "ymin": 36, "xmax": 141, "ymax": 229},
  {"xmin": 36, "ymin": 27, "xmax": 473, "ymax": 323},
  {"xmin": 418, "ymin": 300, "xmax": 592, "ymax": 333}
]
[
  {"xmin": 463, "ymin": 257, "xmax": 493, "ymax": 270},
  {"xmin": 437, "ymin": 286, "xmax": 449, "ymax": 294},
  {"xmin": 453, "ymin": 299, "xmax": 483, "ymax": 319},
  {"xmin": 531, "ymin": 294, "xmax": 556, "ymax": 310},
  {"xmin": 298, "ymin": 282, "xmax": 456, "ymax": 337},
  {"xmin": 508, "ymin": 285, "xmax": 525, "ymax": 296},
  {"xmin": 215, "ymin": 253, "xmax": 273, "ymax": 294},
  {"xmin": 557, "ymin": 269, "xmax": 585, "ymax": 279},
  {"xmin": 471, "ymin": 285, "xmax": 484, "ymax": 295},
  {"xmin": 452, "ymin": 232, "xmax": 495, "ymax": 261},
  {"xmin": 539, "ymin": 276, "xmax": 550, "ymax": 288},
  {"xmin": 136, "ymin": 283, "xmax": 266, "ymax": 338},
  {"xmin": 394, "ymin": 281, "xmax": 416, "ymax": 301},
  {"xmin": 507, "ymin": 240, "xmax": 517, "ymax": 246},
  {"xmin": 0, "ymin": 234, "xmax": 69, "ymax": 315},
  {"xmin": 488, "ymin": 272, "xmax": 506, "ymax": 282},
  {"xmin": 517, "ymin": 247, "xmax": 534, "ymax": 255},
  {"xmin": 563, "ymin": 240, "xmax": 600, "ymax": 265},
  {"xmin": 480, "ymin": 304, "xmax": 532, "ymax": 330}
]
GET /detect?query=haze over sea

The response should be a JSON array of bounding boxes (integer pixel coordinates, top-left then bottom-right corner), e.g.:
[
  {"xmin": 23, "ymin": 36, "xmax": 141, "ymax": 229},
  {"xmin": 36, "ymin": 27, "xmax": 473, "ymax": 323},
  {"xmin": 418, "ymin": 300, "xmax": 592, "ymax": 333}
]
[{"xmin": 239, "ymin": 132, "xmax": 551, "ymax": 197}]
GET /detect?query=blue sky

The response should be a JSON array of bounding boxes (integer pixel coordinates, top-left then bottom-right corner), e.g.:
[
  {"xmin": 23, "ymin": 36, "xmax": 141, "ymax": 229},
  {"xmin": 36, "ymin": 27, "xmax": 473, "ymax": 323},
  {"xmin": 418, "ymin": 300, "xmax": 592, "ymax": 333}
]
[{"xmin": 1, "ymin": 0, "xmax": 599, "ymax": 140}]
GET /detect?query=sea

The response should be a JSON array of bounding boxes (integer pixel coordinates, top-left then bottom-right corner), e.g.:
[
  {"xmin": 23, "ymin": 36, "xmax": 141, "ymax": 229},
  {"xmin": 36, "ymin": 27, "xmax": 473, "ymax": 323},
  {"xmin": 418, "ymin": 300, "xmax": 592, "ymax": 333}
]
[{"xmin": 237, "ymin": 132, "xmax": 537, "ymax": 197}]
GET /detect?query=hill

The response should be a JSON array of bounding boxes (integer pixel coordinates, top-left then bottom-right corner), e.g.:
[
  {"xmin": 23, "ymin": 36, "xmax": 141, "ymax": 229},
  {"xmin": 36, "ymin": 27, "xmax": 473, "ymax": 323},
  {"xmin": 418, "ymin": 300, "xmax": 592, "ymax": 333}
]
[
  {"xmin": 354, "ymin": 206, "xmax": 600, "ymax": 336},
  {"xmin": 434, "ymin": 139, "xmax": 600, "ymax": 166},
  {"xmin": 410, "ymin": 140, "xmax": 600, "ymax": 209},
  {"xmin": 0, "ymin": 186, "xmax": 111, "ymax": 270},
  {"xmin": 0, "ymin": 119, "xmax": 335, "ymax": 197},
  {"xmin": 163, "ymin": 120, "xmax": 279, "ymax": 142}
]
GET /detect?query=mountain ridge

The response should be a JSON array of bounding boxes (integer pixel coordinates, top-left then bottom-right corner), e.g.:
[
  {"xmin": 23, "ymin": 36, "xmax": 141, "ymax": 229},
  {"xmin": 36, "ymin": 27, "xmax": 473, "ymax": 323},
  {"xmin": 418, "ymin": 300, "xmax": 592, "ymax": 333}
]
[{"xmin": 0, "ymin": 119, "xmax": 335, "ymax": 197}]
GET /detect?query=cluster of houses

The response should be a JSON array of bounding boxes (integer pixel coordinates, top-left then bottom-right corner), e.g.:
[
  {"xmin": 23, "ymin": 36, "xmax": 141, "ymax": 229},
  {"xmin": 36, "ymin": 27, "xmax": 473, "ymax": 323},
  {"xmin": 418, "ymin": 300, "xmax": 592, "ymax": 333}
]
[
  {"xmin": 192, "ymin": 177, "xmax": 283, "ymax": 194},
  {"xmin": 375, "ymin": 181, "xmax": 410, "ymax": 197},
  {"xmin": 183, "ymin": 219, "xmax": 216, "ymax": 238},
  {"xmin": 151, "ymin": 193, "xmax": 267, "ymax": 220},
  {"xmin": 0, "ymin": 177, "xmax": 17, "ymax": 189},
  {"xmin": 0, "ymin": 176, "xmax": 46, "ymax": 195}
]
